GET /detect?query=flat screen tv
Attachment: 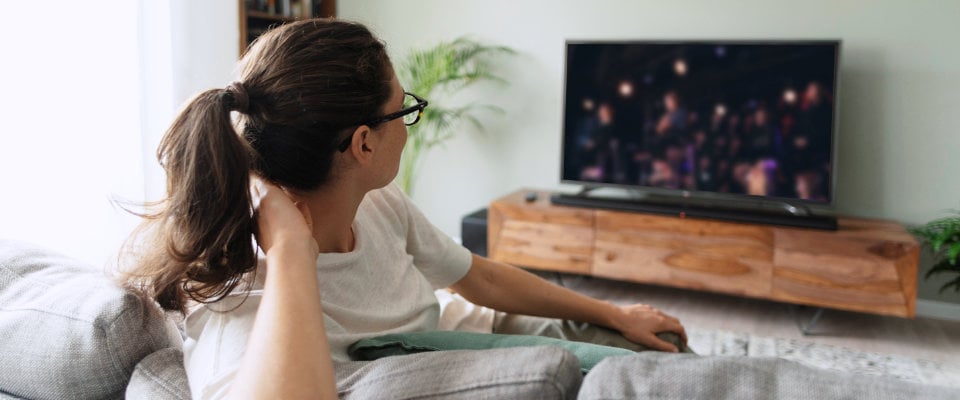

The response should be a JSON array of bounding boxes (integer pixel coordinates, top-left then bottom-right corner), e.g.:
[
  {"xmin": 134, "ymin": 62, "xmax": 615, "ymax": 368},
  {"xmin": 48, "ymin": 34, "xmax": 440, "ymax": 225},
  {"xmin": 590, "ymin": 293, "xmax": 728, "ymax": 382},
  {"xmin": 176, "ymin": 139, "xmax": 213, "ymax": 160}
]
[{"xmin": 559, "ymin": 40, "xmax": 840, "ymax": 224}]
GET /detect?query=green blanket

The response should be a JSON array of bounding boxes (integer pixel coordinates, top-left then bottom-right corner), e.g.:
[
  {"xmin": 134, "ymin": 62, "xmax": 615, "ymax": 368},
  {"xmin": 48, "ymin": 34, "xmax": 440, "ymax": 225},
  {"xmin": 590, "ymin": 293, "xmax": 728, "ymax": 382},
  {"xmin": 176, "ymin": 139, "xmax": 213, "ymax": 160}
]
[{"xmin": 348, "ymin": 330, "xmax": 635, "ymax": 373}]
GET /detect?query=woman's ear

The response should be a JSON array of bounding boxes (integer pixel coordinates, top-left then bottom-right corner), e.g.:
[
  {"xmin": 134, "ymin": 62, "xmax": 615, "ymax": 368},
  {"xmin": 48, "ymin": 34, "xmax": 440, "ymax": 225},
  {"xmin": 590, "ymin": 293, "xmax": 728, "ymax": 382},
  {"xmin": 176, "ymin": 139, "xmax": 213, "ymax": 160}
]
[{"xmin": 346, "ymin": 125, "xmax": 375, "ymax": 165}]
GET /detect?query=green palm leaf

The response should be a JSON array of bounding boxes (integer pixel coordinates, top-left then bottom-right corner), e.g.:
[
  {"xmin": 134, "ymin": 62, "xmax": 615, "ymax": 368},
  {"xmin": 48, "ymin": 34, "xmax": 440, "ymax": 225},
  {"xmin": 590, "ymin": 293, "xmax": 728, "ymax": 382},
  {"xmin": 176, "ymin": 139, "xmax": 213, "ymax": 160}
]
[
  {"xmin": 912, "ymin": 212, "xmax": 960, "ymax": 293},
  {"xmin": 948, "ymin": 241, "xmax": 960, "ymax": 266},
  {"xmin": 395, "ymin": 37, "xmax": 514, "ymax": 194}
]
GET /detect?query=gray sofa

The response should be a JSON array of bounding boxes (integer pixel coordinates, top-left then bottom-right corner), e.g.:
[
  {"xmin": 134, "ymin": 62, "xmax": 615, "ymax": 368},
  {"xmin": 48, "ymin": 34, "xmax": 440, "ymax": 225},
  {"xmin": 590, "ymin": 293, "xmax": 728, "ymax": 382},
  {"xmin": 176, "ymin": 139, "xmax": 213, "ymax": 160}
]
[
  {"xmin": 0, "ymin": 240, "xmax": 591, "ymax": 399},
  {"xmin": 2, "ymin": 239, "xmax": 958, "ymax": 400}
]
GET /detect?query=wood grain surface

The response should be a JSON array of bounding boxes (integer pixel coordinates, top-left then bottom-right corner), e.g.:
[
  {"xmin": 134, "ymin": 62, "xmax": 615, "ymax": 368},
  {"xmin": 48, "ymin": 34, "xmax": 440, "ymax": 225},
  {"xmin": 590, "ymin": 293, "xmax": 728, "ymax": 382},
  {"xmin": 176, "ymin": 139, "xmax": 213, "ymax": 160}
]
[{"xmin": 487, "ymin": 189, "xmax": 919, "ymax": 317}]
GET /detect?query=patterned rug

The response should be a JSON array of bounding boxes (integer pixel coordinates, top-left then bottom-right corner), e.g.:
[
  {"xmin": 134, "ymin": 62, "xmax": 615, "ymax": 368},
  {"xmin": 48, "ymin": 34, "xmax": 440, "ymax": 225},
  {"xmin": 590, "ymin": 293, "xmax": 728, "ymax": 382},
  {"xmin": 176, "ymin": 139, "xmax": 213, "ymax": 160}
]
[{"xmin": 687, "ymin": 327, "xmax": 960, "ymax": 388}]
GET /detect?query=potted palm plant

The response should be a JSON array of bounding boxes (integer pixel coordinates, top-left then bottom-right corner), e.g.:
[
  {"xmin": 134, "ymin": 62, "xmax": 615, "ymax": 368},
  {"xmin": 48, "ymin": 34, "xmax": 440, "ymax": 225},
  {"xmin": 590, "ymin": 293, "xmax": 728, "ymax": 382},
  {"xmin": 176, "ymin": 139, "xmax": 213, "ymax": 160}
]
[
  {"xmin": 395, "ymin": 37, "xmax": 514, "ymax": 195},
  {"xmin": 910, "ymin": 212, "xmax": 960, "ymax": 293}
]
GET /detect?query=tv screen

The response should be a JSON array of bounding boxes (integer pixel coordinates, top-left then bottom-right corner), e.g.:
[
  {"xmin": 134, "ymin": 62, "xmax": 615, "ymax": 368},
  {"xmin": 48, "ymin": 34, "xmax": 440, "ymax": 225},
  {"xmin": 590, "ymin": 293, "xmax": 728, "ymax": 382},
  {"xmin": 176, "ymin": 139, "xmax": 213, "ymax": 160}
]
[{"xmin": 561, "ymin": 41, "xmax": 840, "ymax": 205}]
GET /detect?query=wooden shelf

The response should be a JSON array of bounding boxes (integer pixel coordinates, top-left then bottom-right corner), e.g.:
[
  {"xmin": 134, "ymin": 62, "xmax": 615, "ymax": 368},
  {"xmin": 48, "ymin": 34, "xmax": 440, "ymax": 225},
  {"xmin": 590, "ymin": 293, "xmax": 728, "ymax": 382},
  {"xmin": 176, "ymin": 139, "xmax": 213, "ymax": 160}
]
[
  {"xmin": 246, "ymin": 10, "xmax": 299, "ymax": 22},
  {"xmin": 488, "ymin": 189, "xmax": 919, "ymax": 318},
  {"xmin": 239, "ymin": 0, "xmax": 337, "ymax": 57}
]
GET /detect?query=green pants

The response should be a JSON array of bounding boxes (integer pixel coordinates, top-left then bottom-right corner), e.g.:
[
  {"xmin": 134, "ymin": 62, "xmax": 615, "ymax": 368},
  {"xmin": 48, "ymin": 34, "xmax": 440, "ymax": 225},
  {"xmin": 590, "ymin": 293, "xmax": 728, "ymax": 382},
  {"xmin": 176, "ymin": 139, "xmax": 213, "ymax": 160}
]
[{"xmin": 492, "ymin": 312, "xmax": 696, "ymax": 354}]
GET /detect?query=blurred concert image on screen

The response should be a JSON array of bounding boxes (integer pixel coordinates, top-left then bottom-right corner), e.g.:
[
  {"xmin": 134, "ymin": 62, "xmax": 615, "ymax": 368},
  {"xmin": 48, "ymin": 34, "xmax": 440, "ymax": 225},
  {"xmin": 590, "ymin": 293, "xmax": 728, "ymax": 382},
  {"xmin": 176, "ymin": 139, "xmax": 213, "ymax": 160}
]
[{"xmin": 562, "ymin": 42, "xmax": 838, "ymax": 203}]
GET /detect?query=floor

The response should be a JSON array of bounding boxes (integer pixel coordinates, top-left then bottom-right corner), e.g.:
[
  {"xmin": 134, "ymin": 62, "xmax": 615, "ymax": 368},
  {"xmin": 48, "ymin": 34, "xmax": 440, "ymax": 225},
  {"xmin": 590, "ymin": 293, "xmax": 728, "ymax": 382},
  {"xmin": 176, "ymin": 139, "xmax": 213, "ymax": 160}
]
[{"xmin": 535, "ymin": 271, "xmax": 960, "ymax": 365}]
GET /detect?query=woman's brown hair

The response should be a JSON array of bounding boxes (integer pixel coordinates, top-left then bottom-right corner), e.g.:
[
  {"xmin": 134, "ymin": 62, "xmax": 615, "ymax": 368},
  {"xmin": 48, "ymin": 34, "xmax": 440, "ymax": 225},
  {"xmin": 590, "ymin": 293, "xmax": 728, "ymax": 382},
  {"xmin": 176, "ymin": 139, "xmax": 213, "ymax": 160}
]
[{"xmin": 120, "ymin": 19, "xmax": 393, "ymax": 314}]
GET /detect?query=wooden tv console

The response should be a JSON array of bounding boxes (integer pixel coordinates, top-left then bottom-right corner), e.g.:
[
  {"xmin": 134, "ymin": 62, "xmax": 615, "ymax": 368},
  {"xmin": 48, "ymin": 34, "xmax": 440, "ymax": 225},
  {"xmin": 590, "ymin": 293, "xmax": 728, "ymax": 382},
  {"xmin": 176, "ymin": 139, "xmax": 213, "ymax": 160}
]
[{"xmin": 487, "ymin": 189, "xmax": 919, "ymax": 318}]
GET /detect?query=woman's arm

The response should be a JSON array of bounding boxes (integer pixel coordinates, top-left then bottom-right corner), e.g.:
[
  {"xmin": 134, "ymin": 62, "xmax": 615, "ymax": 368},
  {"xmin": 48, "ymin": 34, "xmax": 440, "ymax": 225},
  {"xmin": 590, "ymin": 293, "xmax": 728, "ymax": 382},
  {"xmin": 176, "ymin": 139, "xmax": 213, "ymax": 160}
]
[
  {"xmin": 449, "ymin": 254, "xmax": 687, "ymax": 353},
  {"xmin": 228, "ymin": 179, "xmax": 336, "ymax": 399}
]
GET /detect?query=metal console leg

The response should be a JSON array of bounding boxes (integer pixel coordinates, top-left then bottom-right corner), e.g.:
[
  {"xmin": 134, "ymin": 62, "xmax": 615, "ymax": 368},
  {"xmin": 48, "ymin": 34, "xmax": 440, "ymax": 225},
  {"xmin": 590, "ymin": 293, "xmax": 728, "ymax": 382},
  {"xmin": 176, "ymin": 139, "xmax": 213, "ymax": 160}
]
[{"xmin": 800, "ymin": 308, "xmax": 825, "ymax": 336}]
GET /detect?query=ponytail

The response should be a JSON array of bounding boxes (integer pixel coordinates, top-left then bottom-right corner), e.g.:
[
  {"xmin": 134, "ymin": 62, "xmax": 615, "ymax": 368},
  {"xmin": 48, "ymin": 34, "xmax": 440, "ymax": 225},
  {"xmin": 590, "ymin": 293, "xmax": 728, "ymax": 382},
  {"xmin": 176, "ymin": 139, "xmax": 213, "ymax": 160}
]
[
  {"xmin": 121, "ymin": 88, "xmax": 258, "ymax": 314},
  {"xmin": 118, "ymin": 19, "xmax": 393, "ymax": 314}
]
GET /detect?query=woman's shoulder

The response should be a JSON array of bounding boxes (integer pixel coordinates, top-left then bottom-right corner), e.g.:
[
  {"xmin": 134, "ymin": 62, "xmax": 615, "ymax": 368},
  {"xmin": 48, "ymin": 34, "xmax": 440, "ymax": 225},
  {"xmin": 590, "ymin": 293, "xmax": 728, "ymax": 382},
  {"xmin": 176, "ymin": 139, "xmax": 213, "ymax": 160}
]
[
  {"xmin": 183, "ymin": 257, "xmax": 267, "ymax": 333},
  {"xmin": 182, "ymin": 289, "xmax": 263, "ymax": 399},
  {"xmin": 357, "ymin": 183, "xmax": 412, "ymax": 232},
  {"xmin": 183, "ymin": 288, "xmax": 264, "ymax": 350}
]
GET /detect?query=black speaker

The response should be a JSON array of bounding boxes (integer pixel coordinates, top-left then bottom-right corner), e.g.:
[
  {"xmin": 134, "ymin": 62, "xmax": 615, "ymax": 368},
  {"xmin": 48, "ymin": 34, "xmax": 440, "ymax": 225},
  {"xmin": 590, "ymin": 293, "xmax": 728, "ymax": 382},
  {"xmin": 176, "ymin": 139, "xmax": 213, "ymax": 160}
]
[
  {"xmin": 550, "ymin": 193, "xmax": 838, "ymax": 230},
  {"xmin": 461, "ymin": 208, "xmax": 488, "ymax": 257}
]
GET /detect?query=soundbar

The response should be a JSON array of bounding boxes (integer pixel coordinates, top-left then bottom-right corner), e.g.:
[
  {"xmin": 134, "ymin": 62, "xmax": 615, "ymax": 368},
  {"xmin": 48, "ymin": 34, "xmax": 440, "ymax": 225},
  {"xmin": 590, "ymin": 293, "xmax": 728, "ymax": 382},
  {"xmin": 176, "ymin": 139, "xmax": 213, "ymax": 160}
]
[{"xmin": 550, "ymin": 193, "xmax": 838, "ymax": 230}]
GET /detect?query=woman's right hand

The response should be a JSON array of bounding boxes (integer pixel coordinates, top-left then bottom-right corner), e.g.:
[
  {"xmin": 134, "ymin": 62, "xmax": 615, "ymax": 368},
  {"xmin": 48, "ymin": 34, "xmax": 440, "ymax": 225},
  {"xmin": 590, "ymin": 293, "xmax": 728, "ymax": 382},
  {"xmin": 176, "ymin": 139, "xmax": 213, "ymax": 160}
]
[{"xmin": 250, "ymin": 176, "xmax": 319, "ymax": 262}]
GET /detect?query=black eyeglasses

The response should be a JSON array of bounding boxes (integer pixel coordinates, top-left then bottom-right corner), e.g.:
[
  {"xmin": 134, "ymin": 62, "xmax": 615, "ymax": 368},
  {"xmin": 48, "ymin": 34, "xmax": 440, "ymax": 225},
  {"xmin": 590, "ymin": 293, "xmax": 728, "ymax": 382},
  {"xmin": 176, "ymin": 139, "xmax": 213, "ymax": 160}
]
[{"xmin": 337, "ymin": 92, "xmax": 428, "ymax": 152}]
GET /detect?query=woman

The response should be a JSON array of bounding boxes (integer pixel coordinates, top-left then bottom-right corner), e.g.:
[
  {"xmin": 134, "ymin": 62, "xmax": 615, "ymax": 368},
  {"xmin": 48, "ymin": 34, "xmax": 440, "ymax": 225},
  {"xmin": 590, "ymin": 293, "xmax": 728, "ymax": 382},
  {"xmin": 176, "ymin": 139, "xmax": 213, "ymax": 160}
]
[{"xmin": 123, "ymin": 19, "xmax": 687, "ymax": 399}]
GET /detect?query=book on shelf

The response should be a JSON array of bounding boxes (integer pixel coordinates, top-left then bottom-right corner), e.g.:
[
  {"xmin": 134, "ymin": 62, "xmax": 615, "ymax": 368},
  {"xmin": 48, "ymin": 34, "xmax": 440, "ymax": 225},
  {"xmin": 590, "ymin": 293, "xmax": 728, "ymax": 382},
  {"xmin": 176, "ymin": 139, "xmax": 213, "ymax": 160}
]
[{"xmin": 247, "ymin": 0, "xmax": 326, "ymax": 19}]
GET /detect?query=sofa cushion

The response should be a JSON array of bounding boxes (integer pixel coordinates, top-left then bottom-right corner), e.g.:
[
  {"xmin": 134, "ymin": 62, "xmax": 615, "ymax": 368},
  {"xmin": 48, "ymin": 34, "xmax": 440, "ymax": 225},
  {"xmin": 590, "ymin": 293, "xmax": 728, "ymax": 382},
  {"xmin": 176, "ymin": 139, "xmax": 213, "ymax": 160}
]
[
  {"xmin": 336, "ymin": 346, "xmax": 583, "ymax": 399},
  {"xmin": 578, "ymin": 352, "xmax": 960, "ymax": 400},
  {"xmin": 349, "ymin": 330, "xmax": 634, "ymax": 373},
  {"xmin": 0, "ymin": 391, "xmax": 27, "ymax": 399},
  {"xmin": 0, "ymin": 240, "xmax": 183, "ymax": 400},
  {"xmin": 126, "ymin": 348, "xmax": 191, "ymax": 400}
]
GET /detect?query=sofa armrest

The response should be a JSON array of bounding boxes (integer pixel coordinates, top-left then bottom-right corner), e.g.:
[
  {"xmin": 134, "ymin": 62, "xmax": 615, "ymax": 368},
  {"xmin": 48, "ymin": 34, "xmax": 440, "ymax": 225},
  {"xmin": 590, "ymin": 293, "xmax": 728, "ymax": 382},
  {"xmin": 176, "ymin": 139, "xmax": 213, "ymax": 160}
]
[{"xmin": 0, "ymin": 240, "xmax": 182, "ymax": 399}]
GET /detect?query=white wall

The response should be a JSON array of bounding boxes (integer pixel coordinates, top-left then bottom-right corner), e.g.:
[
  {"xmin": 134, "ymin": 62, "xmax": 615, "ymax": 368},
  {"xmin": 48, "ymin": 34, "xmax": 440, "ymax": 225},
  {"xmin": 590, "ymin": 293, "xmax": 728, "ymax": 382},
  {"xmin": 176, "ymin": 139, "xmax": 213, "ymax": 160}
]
[{"xmin": 340, "ymin": 0, "xmax": 960, "ymax": 303}]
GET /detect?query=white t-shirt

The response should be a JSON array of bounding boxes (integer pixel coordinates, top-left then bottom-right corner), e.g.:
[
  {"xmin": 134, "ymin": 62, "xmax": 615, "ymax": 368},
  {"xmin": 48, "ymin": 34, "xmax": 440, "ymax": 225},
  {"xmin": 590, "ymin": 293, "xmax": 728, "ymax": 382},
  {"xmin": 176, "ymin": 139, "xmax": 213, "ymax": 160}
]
[{"xmin": 182, "ymin": 183, "xmax": 474, "ymax": 400}]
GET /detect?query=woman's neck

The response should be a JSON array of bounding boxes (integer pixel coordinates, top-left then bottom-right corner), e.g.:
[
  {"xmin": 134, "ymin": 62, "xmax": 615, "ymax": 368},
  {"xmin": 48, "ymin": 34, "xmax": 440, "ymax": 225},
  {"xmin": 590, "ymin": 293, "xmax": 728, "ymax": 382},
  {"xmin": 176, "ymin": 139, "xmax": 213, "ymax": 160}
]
[{"xmin": 300, "ymin": 186, "xmax": 366, "ymax": 254}]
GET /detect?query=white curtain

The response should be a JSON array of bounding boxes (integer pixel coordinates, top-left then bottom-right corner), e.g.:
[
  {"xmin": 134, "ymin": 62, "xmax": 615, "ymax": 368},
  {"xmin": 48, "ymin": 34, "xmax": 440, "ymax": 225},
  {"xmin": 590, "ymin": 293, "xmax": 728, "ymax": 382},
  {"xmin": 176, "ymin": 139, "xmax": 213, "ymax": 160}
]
[
  {"xmin": 0, "ymin": 0, "xmax": 238, "ymax": 268},
  {"xmin": 0, "ymin": 1, "xmax": 144, "ymax": 267}
]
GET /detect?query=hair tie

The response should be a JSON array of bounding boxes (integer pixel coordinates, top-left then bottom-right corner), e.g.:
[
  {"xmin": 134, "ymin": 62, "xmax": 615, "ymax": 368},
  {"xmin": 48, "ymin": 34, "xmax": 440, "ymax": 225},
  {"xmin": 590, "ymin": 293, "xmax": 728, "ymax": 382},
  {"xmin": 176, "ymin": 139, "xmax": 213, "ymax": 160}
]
[{"xmin": 225, "ymin": 81, "xmax": 250, "ymax": 113}]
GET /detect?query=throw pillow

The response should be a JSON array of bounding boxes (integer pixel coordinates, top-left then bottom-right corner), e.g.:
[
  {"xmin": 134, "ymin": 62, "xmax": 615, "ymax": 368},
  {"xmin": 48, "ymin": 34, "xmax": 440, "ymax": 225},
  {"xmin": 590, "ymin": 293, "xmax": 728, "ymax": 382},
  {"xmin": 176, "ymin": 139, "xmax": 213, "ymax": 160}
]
[{"xmin": 348, "ymin": 330, "xmax": 635, "ymax": 373}]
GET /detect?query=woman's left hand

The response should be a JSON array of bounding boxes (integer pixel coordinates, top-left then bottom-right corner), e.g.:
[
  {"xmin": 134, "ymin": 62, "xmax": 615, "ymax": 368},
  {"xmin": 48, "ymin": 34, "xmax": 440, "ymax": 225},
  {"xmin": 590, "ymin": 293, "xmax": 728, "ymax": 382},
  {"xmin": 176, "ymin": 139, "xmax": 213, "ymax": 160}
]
[{"xmin": 611, "ymin": 304, "xmax": 687, "ymax": 353}]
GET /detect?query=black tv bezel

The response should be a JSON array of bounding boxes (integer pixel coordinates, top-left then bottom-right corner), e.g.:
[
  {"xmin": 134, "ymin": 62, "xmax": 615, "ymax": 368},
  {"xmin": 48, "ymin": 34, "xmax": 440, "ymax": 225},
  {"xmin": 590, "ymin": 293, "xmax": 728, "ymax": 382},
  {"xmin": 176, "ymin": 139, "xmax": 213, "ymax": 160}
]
[{"xmin": 559, "ymin": 39, "xmax": 843, "ymax": 214}]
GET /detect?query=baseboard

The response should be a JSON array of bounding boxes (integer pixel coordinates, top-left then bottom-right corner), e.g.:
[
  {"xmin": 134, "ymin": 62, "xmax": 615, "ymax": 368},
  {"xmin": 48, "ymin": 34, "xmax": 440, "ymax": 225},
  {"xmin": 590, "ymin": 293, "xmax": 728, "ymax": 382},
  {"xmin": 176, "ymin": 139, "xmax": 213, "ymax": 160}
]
[{"xmin": 916, "ymin": 299, "xmax": 960, "ymax": 321}]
